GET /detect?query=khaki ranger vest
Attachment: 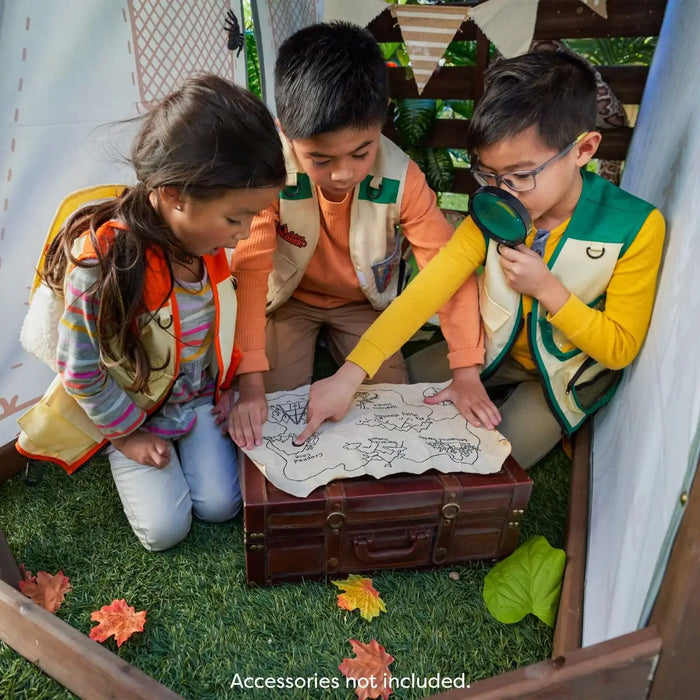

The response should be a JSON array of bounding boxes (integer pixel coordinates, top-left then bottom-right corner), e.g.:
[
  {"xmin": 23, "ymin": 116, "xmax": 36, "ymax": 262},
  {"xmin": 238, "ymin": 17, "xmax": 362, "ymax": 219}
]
[
  {"xmin": 266, "ymin": 135, "xmax": 410, "ymax": 313},
  {"xmin": 16, "ymin": 222, "xmax": 241, "ymax": 473},
  {"xmin": 479, "ymin": 170, "xmax": 655, "ymax": 435}
]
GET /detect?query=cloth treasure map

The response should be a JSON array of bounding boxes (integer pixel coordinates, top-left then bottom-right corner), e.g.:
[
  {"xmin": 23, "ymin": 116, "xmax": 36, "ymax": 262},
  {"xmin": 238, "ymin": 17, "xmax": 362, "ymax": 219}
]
[{"xmin": 241, "ymin": 382, "xmax": 511, "ymax": 498}]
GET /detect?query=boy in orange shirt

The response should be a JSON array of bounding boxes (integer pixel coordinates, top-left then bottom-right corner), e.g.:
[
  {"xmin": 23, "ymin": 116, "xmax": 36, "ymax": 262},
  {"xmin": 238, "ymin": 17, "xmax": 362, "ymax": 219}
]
[{"xmin": 228, "ymin": 22, "xmax": 497, "ymax": 448}]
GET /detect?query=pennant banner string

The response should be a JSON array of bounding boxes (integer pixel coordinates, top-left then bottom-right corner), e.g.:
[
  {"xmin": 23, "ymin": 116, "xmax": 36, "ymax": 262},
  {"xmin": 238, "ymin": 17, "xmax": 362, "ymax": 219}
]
[{"xmin": 391, "ymin": 4, "xmax": 469, "ymax": 94}]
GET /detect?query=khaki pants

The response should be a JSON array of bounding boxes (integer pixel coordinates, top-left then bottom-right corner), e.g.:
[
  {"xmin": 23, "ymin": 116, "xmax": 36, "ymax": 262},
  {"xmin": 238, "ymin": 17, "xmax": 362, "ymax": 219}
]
[
  {"xmin": 406, "ymin": 341, "xmax": 563, "ymax": 469},
  {"xmin": 264, "ymin": 297, "xmax": 408, "ymax": 392}
]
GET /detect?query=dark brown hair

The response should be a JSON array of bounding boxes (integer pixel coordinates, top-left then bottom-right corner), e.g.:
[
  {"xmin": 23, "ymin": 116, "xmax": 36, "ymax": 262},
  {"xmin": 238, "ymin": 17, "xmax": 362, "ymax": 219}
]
[
  {"xmin": 41, "ymin": 75, "xmax": 285, "ymax": 391},
  {"xmin": 467, "ymin": 50, "xmax": 598, "ymax": 157},
  {"xmin": 274, "ymin": 21, "xmax": 389, "ymax": 139}
]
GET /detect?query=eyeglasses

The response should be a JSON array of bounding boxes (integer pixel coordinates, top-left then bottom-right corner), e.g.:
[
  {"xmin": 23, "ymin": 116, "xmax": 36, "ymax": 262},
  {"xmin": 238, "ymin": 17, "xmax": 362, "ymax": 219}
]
[{"xmin": 470, "ymin": 133, "xmax": 587, "ymax": 193}]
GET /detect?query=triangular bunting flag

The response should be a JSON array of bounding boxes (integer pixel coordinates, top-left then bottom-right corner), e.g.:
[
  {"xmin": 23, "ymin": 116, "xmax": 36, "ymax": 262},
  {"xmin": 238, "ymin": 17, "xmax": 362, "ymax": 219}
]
[
  {"xmin": 469, "ymin": 0, "xmax": 540, "ymax": 58},
  {"xmin": 391, "ymin": 4, "xmax": 470, "ymax": 95},
  {"xmin": 579, "ymin": 0, "xmax": 608, "ymax": 19}
]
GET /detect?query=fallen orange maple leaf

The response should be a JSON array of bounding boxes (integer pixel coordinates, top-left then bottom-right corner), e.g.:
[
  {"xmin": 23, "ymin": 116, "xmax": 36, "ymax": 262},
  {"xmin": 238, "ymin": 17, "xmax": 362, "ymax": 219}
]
[
  {"xmin": 89, "ymin": 599, "xmax": 147, "ymax": 647},
  {"xmin": 339, "ymin": 638, "xmax": 394, "ymax": 700},
  {"xmin": 333, "ymin": 575, "xmax": 387, "ymax": 621},
  {"xmin": 18, "ymin": 566, "xmax": 72, "ymax": 613}
]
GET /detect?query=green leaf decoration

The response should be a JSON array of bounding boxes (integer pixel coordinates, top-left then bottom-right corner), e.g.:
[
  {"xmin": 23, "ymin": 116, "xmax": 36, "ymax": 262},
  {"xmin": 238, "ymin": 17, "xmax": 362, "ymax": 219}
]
[
  {"xmin": 483, "ymin": 535, "xmax": 566, "ymax": 628},
  {"xmin": 443, "ymin": 41, "xmax": 477, "ymax": 67},
  {"xmin": 444, "ymin": 100, "xmax": 474, "ymax": 120},
  {"xmin": 245, "ymin": 32, "xmax": 261, "ymax": 98},
  {"xmin": 380, "ymin": 42, "xmax": 401, "ymax": 62},
  {"xmin": 410, "ymin": 148, "xmax": 455, "ymax": 193},
  {"xmin": 563, "ymin": 37, "xmax": 657, "ymax": 67},
  {"xmin": 393, "ymin": 99, "xmax": 438, "ymax": 147}
]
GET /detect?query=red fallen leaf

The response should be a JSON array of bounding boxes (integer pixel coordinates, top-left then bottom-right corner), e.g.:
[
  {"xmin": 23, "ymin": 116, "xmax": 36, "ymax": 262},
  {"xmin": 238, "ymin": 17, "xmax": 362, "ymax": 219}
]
[
  {"xmin": 339, "ymin": 638, "xmax": 394, "ymax": 700},
  {"xmin": 89, "ymin": 599, "xmax": 147, "ymax": 647},
  {"xmin": 18, "ymin": 569, "xmax": 72, "ymax": 613}
]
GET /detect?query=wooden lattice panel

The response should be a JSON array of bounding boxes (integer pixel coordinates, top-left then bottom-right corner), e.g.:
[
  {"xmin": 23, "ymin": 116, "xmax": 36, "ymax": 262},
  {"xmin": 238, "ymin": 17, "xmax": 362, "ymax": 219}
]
[
  {"xmin": 127, "ymin": 0, "xmax": 235, "ymax": 108},
  {"xmin": 267, "ymin": 0, "xmax": 317, "ymax": 50}
]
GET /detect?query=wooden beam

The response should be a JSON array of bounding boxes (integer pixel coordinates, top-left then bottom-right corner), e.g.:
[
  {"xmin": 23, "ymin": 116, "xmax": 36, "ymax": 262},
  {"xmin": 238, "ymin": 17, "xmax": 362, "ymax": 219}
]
[
  {"xmin": 387, "ymin": 65, "xmax": 648, "ymax": 104},
  {"xmin": 473, "ymin": 29, "xmax": 491, "ymax": 104},
  {"xmin": 0, "ymin": 528, "xmax": 21, "ymax": 589},
  {"xmin": 369, "ymin": 1, "xmax": 666, "ymax": 42},
  {"xmin": 648, "ymin": 456, "xmax": 700, "ymax": 699},
  {"xmin": 552, "ymin": 420, "xmax": 591, "ymax": 656},
  {"xmin": 385, "ymin": 119, "xmax": 632, "ymax": 158},
  {"xmin": 0, "ymin": 579, "xmax": 182, "ymax": 700},
  {"xmin": 598, "ymin": 66, "xmax": 650, "ymax": 105},
  {"xmin": 428, "ymin": 625, "xmax": 661, "ymax": 699},
  {"xmin": 0, "ymin": 439, "xmax": 25, "ymax": 484},
  {"xmin": 388, "ymin": 66, "xmax": 479, "ymax": 100}
]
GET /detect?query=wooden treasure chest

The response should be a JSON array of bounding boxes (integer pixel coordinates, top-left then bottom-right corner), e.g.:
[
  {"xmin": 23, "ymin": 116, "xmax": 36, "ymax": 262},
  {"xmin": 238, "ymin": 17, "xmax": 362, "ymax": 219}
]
[{"xmin": 241, "ymin": 455, "xmax": 532, "ymax": 586}]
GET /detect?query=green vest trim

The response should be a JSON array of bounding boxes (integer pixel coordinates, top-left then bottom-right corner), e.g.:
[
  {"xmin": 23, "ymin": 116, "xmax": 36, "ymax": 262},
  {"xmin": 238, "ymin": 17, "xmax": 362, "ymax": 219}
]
[
  {"xmin": 547, "ymin": 169, "xmax": 654, "ymax": 271},
  {"xmin": 357, "ymin": 175, "xmax": 401, "ymax": 204},
  {"xmin": 280, "ymin": 173, "xmax": 313, "ymax": 201},
  {"xmin": 268, "ymin": 135, "xmax": 410, "ymax": 313}
]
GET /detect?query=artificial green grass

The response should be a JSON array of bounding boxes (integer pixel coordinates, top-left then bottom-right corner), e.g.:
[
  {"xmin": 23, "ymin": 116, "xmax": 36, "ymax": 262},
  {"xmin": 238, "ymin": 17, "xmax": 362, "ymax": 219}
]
[{"xmin": 0, "ymin": 446, "xmax": 570, "ymax": 700}]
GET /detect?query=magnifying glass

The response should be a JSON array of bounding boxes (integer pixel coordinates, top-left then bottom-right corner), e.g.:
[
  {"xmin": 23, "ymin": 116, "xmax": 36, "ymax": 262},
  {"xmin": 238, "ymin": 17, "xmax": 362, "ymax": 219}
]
[{"xmin": 468, "ymin": 186, "xmax": 533, "ymax": 248}]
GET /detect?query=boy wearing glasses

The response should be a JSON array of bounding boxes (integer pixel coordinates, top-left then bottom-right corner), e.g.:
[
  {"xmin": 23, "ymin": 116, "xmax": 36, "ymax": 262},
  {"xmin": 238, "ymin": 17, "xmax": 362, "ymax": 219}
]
[
  {"xmin": 228, "ymin": 22, "xmax": 492, "ymax": 448},
  {"xmin": 296, "ymin": 50, "xmax": 666, "ymax": 468}
]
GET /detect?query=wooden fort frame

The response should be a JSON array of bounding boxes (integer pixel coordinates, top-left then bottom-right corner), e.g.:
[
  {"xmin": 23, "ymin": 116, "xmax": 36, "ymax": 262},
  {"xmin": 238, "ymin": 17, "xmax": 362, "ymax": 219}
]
[
  {"xmin": 1, "ymin": 2, "xmax": 690, "ymax": 696},
  {"xmin": 1, "ymin": 424, "xmax": 698, "ymax": 699}
]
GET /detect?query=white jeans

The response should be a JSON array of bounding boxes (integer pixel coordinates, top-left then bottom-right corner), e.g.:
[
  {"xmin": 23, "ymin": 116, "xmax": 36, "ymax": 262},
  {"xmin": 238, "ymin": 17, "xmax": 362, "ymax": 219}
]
[{"xmin": 107, "ymin": 402, "xmax": 241, "ymax": 551}]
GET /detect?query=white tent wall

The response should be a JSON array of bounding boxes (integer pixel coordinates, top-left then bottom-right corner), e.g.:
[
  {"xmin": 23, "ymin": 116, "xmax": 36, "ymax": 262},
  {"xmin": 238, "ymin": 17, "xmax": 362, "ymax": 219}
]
[
  {"xmin": 0, "ymin": 0, "xmax": 245, "ymax": 449},
  {"xmin": 584, "ymin": 0, "xmax": 700, "ymax": 646}
]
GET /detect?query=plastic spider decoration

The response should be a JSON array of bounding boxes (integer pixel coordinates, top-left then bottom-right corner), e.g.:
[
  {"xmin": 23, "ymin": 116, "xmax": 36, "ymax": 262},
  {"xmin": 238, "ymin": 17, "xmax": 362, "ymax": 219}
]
[{"xmin": 224, "ymin": 9, "xmax": 244, "ymax": 57}]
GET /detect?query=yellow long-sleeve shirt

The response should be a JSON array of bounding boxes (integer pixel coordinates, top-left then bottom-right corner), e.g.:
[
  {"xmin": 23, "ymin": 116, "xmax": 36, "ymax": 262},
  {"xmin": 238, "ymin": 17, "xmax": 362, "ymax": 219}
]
[{"xmin": 348, "ymin": 207, "xmax": 665, "ymax": 377}]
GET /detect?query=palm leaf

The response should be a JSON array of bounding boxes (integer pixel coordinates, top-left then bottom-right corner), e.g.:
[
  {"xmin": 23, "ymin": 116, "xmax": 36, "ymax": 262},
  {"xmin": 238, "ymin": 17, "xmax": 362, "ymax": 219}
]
[
  {"xmin": 409, "ymin": 147, "xmax": 455, "ymax": 192},
  {"xmin": 564, "ymin": 37, "xmax": 657, "ymax": 66},
  {"xmin": 393, "ymin": 99, "xmax": 438, "ymax": 147}
]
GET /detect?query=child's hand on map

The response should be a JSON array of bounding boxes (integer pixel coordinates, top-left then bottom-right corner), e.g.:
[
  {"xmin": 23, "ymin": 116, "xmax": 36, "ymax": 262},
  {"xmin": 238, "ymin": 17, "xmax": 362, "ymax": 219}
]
[
  {"xmin": 228, "ymin": 372, "xmax": 268, "ymax": 449},
  {"xmin": 424, "ymin": 366, "xmax": 502, "ymax": 430},
  {"xmin": 294, "ymin": 362, "xmax": 367, "ymax": 444}
]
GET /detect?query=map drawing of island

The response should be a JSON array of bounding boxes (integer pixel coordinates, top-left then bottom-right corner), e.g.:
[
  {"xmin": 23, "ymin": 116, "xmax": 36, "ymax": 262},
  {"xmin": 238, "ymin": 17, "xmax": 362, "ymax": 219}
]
[
  {"xmin": 358, "ymin": 411, "xmax": 432, "ymax": 433},
  {"xmin": 422, "ymin": 435, "xmax": 481, "ymax": 465},
  {"xmin": 243, "ymin": 382, "xmax": 511, "ymax": 498},
  {"xmin": 344, "ymin": 437, "xmax": 407, "ymax": 470}
]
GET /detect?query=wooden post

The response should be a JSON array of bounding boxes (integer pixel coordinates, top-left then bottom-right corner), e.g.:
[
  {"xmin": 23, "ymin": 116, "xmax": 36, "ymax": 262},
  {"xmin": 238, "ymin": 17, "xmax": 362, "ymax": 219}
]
[
  {"xmin": 552, "ymin": 420, "xmax": 591, "ymax": 656},
  {"xmin": 647, "ymin": 457, "xmax": 700, "ymax": 699},
  {"xmin": 0, "ymin": 439, "xmax": 25, "ymax": 484},
  {"xmin": 428, "ymin": 625, "xmax": 660, "ymax": 699},
  {"xmin": 0, "ymin": 528, "xmax": 21, "ymax": 589}
]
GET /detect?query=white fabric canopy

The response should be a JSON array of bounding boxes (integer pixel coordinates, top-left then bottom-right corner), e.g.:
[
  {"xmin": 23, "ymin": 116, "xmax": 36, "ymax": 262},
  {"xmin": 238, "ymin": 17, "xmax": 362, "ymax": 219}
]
[
  {"xmin": 0, "ymin": 0, "xmax": 245, "ymax": 448},
  {"xmin": 584, "ymin": 0, "xmax": 700, "ymax": 645}
]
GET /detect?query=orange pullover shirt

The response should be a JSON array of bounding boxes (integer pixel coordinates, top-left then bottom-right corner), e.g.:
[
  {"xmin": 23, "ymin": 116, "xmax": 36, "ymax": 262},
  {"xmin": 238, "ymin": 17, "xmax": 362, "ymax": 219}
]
[{"xmin": 231, "ymin": 160, "xmax": 483, "ymax": 374}]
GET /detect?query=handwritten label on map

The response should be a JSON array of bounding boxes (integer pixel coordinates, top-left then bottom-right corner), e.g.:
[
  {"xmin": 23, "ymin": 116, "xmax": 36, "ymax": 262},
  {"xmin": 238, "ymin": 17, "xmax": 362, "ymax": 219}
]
[{"xmin": 242, "ymin": 382, "xmax": 511, "ymax": 498}]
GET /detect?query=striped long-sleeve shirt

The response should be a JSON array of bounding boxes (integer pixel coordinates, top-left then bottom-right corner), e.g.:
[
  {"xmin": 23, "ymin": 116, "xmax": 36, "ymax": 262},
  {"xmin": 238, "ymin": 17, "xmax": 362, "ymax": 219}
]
[{"xmin": 57, "ymin": 263, "xmax": 215, "ymax": 441}]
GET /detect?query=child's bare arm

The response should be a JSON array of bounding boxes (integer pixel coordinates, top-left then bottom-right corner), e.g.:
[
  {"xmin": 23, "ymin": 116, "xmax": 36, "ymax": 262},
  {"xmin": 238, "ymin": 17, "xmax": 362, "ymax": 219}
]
[
  {"xmin": 110, "ymin": 430, "xmax": 170, "ymax": 468},
  {"xmin": 228, "ymin": 372, "xmax": 268, "ymax": 448}
]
